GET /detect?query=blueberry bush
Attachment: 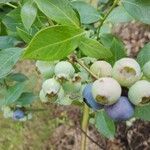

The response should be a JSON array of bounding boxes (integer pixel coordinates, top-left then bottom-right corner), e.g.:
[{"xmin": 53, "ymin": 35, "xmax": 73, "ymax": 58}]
[{"xmin": 0, "ymin": 0, "xmax": 150, "ymax": 149}]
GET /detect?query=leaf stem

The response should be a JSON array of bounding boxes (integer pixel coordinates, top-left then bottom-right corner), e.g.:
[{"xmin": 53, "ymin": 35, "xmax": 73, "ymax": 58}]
[
  {"xmin": 81, "ymin": 103, "xmax": 90, "ymax": 150},
  {"xmin": 5, "ymin": 2, "xmax": 17, "ymax": 9},
  {"xmin": 76, "ymin": 59, "xmax": 99, "ymax": 79},
  {"xmin": 97, "ymin": 0, "xmax": 120, "ymax": 39}
]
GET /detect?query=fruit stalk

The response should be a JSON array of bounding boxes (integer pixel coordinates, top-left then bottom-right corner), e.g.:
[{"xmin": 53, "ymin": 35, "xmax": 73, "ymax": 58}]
[
  {"xmin": 77, "ymin": 59, "xmax": 99, "ymax": 79},
  {"xmin": 97, "ymin": 0, "xmax": 120, "ymax": 39},
  {"xmin": 81, "ymin": 103, "xmax": 90, "ymax": 150},
  {"xmin": 6, "ymin": 2, "xmax": 17, "ymax": 8}
]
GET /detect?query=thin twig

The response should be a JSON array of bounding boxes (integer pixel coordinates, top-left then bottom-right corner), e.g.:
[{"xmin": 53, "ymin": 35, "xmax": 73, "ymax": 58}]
[
  {"xmin": 79, "ymin": 127, "xmax": 105, "ymax": 149},
  {"xmin": 6, "ymin": 2, "xmax": 17, "ymax": 9},
  {"xmin": 97, "ymin": 0, "xmax": 120, "ymax": 39},
  {"xmin": 76, "ymin": 59, "xmax": 99, "ymax": 80}
]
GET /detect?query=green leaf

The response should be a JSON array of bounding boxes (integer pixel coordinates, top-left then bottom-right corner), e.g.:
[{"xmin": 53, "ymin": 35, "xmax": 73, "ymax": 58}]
[
  {"xmin": 100, "ymin": 33, "xmax": 116, "ymax": 49},
  {"xmin": 2, "ymin": 8, "xmax": 23, "ymax": 32},
  {"xmin": 95, "ymin": 111, "xmax": 116, "ymax": 139},
  {"xmin": 79, "ymin": 37, "xmax": 112, "ymax": 59},
  {"xmin": 134, "ymin": 104, "xmax": 150, "ymax": 121},
  {"xmin": 0, "ymin": 0, "xmax": 18, "ymax": 3},
  {"xmin": 122, "ymin": 0, "xmax": 150, "ymax": 24},
  {"xmin": 137, "ymin": 42, "xmax": 150, "ymax": 67},
  {"xmin": 0, "ymin": 48, "xmax": 23, "ymax": 79},
  {"xmin": 21, "ymin": 1, "xmax": 37, "ymax": 30},
  {"xmin": 0, "ymin": 22, "xmax": 7, "ymax": 36},
  {"xmin": 7, "ymin": 73, "xmax": 28, "ymax": 82},
  {"xmin": 34, "ymin": 0, "xmax": 80, "ymax": 27},
  {"xmin": 17, "ymin": 27, "xmax": 32, "ymax": 43},
  {"xmin": 4, "ymin": 82, "xmax": 26, "ymax": 105},
  {"xmin": 23, "ymin": 25, "xmax": 85, "ymax": 61},
  {"xmin": 16, "ymin": 92, "xmax": 37, "ymax": 106},
  {"xmin": 0, "ymin": 36, "xmax": 18, "ymax": 49},
  {"xmin": 71, "ymin": 1, "xmax": 100, "ymax": 24},
  {"xmin": 106, "ymin": 6, "xmax": 133, "ymax": 24},
  {"xmin": 108, "ymin": 38, "xmax": 126, "ymax": 65}
]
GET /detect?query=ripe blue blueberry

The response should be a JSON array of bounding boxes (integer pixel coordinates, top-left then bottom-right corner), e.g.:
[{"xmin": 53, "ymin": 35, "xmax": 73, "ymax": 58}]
[
  {"xmin": 112, "ymin": 58, "xmax": 142, "ymax": 87},
  {"xmin": 13, "ymin": 109, "xmax": 25, "ymax": 120},
  {"xmin": 105, "ymin": 96, "xmax": 134, "ymax": 121},
  {"xmin": 92, "ymin": 77, "xmax": 121, "ymax": 105},
  {"xmin": 82, "ymin": 84, "xmax": 103, "ymax": 110}
]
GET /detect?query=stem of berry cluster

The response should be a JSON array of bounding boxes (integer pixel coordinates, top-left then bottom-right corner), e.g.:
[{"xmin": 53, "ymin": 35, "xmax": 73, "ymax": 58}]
[
  {"xmin": 80, "ymin": 0, "xmax": 120, "ymax": 149},
  {"xmin": 6, "ymin": 2, "xmax": 17, "ymax": 8},
  {"xmin": 97, "ymin": 0, "xmax": 120, "ymax": 39},
  {"xmin": 81, "ymin": 103, "xmax": 90, "ymax": 150},
  {"xmin": 77, "ymin": 59, "xmax": 99, "ymax": 80}
]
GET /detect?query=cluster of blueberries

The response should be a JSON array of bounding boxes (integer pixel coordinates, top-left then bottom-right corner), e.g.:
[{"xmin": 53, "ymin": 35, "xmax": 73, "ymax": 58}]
[
  {"xmin": 2, "ymin": 106, "xmax": 32, "ymax": 121},
  {"xmin": 82, "ymin": 58, "xmax": 150, "ymax": 121},
  {"xmin": 83, "ymin": 83, "xmax": 134, "ymax": 121},
  {"xmin": 36, "ymin": 57, "xmax": 150, "ymax": 122}
]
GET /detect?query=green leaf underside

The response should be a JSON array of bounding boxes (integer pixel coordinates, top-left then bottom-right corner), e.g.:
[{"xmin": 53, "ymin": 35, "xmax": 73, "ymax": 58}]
[
  {"xmin": 16, "ymin": 92, "xmax": 37, "ymax": 106},
  {"xmin": 34, "ymin": 0, "xmax": 80, "ymax": 27},
  {"xmin": 95, "ymin": 111, "xmax": 116, "ymax": 139},
  {"xmin": 0, "ymin": 0, "xmax": 17, "ymax": 3},
  {"xmin": 21, "ymin": 1, "xmax": 37, "ymax": 30},
  {"xmin": 109, "ymin": 38, "xmax": 126, "ymax": 65},
  {"xmin": 72, "ymin": 1, "xmax": 100, "ymax": 24},
  {"xmin": 23, "ymin": 25, "xmax": 85, "ymax": 61},
  {"xmin": 4, "ymin": 82, "xmax": 26, "ymax": 105},
  {"xmin": 17, "ymin": 27, "xmax": 32, "ymax": 43},
  {"xmin": 137, "ymin": 42, "xmax": 150, "ymax": 67},
  {"xmin": 0, "ymin": 36, "xmax": 18, "ymax": 49},
  {"xmin": 135, "ymin": 104, "xmax": 150, "ymax": 121},
  {"xmin": 106, "ymin": 6, "xmax": 133, "ymax": 24},
  {"xmin": 7, "ymin": 73, "xmax": 28, "ymax": 82},
  {"xmin": 79, "ymin": 37, "xmax": 112, "ymax": 59},
  {"xmin": 0, "ymin": 48, "xmax": 23, "ymax": 79},
  {"xmin": 122, "ymin": 0, "xmax": 150, "ymax": 24}
]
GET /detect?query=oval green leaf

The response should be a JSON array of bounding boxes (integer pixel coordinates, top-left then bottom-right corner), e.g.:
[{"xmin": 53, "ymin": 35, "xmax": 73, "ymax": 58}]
[
  {"xmin": 0, "ymin": 48, "xmax": 23, "ymax": 79},
  {"xmin": 95, "ymin": 111, "xmax": 116, "ymax": 139},
  {"xmin": 23, "ymin": 25, "xmax": 85, "ymax": 61},
  {"xmin": 5, "ymin": 82, "xmax": 26, "ymax": 105},
  {"xmin": 72, "ymin": 1, "xmax": 100, "ymax": 24},
  {"xmin": 34, "ymin": 0, "xmax": 80, "ymax": 27},
  {"xmin": 134, "ymin": 104, "xmax": 150, "ymax": 121},
  {"xmin": 122, "ymin": 0, "xmax": 150, "ymax": 24},
  {"xmin": 21, "ymin": 1, "xmax": 37, "ymax": 30},
  {"xmin": 137, "ymin": 42, "xmax": 150, "ymax": 67},
  {"xmin": 79, "ymin": 37, "xmax": 112, "ymax": 59}
]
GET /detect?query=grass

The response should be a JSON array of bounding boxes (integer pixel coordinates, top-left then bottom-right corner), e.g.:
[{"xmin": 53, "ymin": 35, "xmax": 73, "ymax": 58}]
[{"xmin": 0, "ymin": 103, "xmax": 68, "ymax": 150}]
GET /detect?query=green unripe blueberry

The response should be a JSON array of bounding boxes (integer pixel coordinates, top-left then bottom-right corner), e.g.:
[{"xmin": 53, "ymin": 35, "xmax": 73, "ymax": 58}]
[
  {"xmin": 2, "ymin": 106, "xmax": 13, "ymax": 118},
  {"xmin": 42, "ymin": 78, "xmax": 61, "ymax": 96},
  {"xmin": 90, "ymin": 61, "xmax": 112, "ymax": 78},
  {"xmin": 54, "ymin": 61, "xmax": 75, "ymax": 80},
  {"xmin": 128, "ymin": 80, "xmax": 150, "ymax": 105},
  {"xmin": 39, "ymin": 89, "xmax": 48, "ymax": 103},
  {"xmin": 143, "ymin": 61, "xmax": 150, "ymax": 79},
  {"xmin": 92, "ymin": 77, "xmax": 122, "ymax": 105},
  {"xmin": 112, "ymin": 58, "xmax": 142, "ymax": 87},
  {"xmin": 36, "ymin": 61, "xmax": 56, "ymax": 78}
]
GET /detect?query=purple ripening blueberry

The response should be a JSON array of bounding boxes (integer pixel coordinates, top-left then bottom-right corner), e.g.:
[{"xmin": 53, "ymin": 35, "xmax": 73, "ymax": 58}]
[{"xmin": 105, "ymin": 96, "xmax": 134, "ymax": 121}]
